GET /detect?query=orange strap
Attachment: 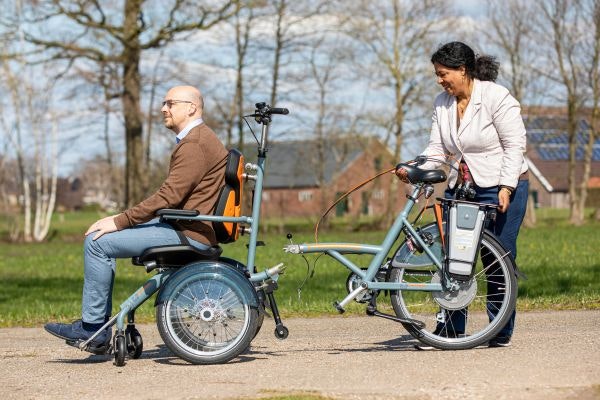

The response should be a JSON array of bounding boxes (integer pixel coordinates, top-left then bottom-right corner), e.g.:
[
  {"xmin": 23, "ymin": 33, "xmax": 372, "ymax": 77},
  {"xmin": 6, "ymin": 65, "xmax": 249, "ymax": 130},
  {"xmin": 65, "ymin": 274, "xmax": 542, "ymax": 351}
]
[{"xmin": 434, "ymin": 203, "xmax": 445, "ymax": 248}]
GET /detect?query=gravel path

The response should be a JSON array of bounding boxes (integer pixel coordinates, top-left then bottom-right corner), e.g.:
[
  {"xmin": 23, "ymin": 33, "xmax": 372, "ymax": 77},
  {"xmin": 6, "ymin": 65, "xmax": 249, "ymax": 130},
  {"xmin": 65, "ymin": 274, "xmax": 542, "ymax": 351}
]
[{"xmin": 1, "ymin": 310, "xmax": 598, "ymax": 400}]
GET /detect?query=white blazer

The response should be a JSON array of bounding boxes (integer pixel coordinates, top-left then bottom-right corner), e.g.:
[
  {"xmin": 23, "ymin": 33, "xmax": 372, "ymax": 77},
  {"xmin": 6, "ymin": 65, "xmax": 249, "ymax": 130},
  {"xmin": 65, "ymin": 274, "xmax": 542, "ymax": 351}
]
[{"xmin": 421, "ymin": 79, "xmax": 528, "ymax": 189}]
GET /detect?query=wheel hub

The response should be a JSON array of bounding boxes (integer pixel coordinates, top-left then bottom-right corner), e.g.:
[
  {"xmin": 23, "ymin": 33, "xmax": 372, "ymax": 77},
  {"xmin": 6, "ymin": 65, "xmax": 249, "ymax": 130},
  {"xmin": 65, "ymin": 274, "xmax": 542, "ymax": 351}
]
[{"xmin": 431, "ymin": 272, "xmax": 477, "ymax": 310}]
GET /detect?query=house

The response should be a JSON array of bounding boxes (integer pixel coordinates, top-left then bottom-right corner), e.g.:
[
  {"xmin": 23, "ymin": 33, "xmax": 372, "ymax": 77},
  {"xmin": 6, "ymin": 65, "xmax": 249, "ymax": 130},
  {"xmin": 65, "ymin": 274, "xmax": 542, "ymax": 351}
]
[
  {"xmin": 523, "ymin": 110, "xmax": 600, "ymax": 208},
  {"xmin": 257, "ymin": 136, "xmax": 414, "ymax": 220}
]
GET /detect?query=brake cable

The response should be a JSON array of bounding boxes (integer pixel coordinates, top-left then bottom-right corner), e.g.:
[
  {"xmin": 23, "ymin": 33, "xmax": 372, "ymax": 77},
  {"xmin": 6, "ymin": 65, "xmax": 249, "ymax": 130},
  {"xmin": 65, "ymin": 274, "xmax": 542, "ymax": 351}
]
[{"xmin": 313, "ymin": 154, "xmax": 460, "ymax": 243}]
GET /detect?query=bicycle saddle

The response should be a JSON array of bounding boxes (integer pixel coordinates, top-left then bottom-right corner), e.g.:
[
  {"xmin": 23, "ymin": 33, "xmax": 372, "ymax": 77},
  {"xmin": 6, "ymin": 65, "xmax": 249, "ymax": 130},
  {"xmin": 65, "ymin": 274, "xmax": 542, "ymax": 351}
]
[{"xmin": 400, "ymin": 164, "xmax": 447, "ymax": 184}]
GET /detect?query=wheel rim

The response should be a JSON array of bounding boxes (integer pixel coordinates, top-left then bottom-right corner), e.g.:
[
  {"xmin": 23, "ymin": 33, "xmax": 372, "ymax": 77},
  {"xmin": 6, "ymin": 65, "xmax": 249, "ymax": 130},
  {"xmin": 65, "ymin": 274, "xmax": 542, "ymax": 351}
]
[
  {"xmin": 165, "ymin": 277, "xmax": 250, "ymax": 357},
  {"xmin": 393, "ymin": 235, "xmax": 515, "ymax": 346}
]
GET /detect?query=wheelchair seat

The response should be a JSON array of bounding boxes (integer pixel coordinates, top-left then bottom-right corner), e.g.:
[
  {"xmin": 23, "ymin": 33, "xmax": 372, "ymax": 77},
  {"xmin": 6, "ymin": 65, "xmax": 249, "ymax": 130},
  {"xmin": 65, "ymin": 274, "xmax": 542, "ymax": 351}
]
[
  {"xmin": 132, "ymin": 245, "xmax": 222, "ymax": 269},
  {"xmin": 131, "ymin": 149, "xmax": 244, "ymax": 271}
]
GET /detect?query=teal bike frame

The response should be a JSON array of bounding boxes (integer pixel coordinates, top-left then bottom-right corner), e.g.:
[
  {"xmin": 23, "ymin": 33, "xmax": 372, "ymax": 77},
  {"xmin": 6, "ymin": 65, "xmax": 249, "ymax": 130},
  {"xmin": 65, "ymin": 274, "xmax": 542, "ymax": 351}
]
[{"xmin": 285, "ymin": 182, "xmax": 444, "ymax": 311}]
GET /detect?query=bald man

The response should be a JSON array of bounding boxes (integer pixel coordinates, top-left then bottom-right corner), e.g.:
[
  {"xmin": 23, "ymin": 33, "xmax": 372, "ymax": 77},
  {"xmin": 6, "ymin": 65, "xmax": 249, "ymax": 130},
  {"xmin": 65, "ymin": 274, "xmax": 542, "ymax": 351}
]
[{"xmin": 45, "ymin": 86, "xmax": 228, "ymax": 353}]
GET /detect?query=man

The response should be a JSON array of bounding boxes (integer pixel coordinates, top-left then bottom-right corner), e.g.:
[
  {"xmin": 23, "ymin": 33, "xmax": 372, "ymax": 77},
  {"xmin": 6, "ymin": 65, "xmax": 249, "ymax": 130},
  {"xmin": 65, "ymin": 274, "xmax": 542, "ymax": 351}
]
[{"xmin": 45, "ymin": 85, "xmax": 229, "ymax": 353}]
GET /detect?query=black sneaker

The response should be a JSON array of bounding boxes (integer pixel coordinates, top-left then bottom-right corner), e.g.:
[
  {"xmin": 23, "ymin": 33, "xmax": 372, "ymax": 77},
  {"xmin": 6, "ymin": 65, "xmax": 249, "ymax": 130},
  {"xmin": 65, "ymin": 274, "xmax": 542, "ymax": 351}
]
[{"xmin": 489, "ymin": 335, "xmax": 512, "ymax": 348}]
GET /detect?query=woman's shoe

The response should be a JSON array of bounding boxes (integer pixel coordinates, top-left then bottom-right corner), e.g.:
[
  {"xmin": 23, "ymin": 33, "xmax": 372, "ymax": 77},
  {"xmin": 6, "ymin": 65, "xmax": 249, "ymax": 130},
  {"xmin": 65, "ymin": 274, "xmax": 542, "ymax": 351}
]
[{"xmin": 488, "ymin": 335, "xmax": 512, "ymax": 347}]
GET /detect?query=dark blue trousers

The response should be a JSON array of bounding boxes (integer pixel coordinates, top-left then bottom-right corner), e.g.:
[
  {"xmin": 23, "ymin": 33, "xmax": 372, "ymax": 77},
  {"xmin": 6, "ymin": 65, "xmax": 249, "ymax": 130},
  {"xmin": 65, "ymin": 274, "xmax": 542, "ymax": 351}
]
[{"xmin": 442, "ymin": 179, "xmax": 529, "ymax": 337}]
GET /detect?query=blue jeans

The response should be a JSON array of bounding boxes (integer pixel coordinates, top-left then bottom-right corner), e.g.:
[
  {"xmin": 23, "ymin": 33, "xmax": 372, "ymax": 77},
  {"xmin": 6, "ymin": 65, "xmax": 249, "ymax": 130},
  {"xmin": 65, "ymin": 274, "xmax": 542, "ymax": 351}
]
[
  {"xmin": 81, "ymin": 218, "xmax": 209, "ymax": 324},
  {"xmin": 442, "ymin": 179, "xmax": 529, "ymax": 337}
]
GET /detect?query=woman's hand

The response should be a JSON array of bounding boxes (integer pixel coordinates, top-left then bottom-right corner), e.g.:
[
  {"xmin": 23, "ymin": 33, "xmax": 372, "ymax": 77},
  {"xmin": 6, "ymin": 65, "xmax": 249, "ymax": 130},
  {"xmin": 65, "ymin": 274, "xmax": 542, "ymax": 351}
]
[
  {"xmin": 395, "ymin": 167, "xmax": 410, "ymax": 183},
  {"xmin": 498, "ymin": 187, "xmax": 512, "ymax": 213},
  {"xmin": 85, "ymin": 215, "xmax": 118, "ymax": 240}
]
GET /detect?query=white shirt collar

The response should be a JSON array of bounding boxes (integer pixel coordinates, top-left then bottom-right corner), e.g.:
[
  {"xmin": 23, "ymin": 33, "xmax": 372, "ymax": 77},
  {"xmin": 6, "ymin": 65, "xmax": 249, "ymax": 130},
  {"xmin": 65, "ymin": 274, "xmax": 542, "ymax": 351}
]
[{"xmin": 176, "ymin": 118, "xmax": 203, "ymax": 143}]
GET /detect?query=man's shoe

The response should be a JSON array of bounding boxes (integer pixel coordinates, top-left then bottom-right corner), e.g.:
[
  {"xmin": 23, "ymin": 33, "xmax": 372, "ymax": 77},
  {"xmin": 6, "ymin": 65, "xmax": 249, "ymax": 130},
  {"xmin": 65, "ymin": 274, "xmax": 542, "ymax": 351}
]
[
  {"xmin": 45, "ymin": 320, "xmax": 111, "ymax": 354},
  {"xmin": 489, "ymin": 335, "xmax": 512, "ymax": 348}
]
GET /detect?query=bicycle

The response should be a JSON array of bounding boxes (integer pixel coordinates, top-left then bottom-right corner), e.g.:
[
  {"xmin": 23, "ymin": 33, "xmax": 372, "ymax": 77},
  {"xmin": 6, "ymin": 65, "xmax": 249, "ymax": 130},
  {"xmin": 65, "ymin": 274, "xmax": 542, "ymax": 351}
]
[
  {"xmin": 284, "ymin": 157, "xmax": 518, "ymax": 350},
  {"xmin": 77, "ymin": 102, "xmax": 290, "ymax": 366}
]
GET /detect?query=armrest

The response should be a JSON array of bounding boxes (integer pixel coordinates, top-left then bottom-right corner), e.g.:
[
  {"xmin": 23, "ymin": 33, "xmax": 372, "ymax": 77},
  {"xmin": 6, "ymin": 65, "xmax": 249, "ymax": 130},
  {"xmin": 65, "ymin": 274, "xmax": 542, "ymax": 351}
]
[{"xmin": 156, "ymin": 209, "xmax": 199, "ymax": 218}]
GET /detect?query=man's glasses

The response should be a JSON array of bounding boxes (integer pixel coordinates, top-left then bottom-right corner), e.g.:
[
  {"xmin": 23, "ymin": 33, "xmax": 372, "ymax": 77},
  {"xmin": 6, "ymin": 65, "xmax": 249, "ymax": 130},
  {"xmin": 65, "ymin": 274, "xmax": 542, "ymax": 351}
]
[{"xmin": 162, "ymin": 100, "xmax": 193, "ymax": 108}]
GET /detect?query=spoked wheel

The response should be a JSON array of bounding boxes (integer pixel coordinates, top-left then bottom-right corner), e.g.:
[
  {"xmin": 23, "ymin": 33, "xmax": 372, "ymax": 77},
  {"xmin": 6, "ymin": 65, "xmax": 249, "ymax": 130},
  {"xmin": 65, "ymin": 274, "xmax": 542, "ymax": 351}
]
[
  {"xmin": 156, "ymin": 263, "xmax": 259, "ymax": 364},
  {"xmin": 390, "ymin": 225, "xmax": 517, "ymax": 350}
]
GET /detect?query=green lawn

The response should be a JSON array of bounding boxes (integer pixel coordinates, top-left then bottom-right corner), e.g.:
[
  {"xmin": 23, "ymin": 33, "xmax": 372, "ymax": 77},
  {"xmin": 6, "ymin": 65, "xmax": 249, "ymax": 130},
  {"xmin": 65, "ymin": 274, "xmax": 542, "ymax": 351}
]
[{"xmin": 0, "ymin": 210, "xmax": 599, "ymax": 327}]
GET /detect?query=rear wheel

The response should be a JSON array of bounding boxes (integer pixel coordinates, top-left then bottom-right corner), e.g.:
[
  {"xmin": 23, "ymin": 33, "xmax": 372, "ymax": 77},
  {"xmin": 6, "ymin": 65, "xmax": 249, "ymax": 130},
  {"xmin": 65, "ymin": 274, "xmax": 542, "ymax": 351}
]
[
  {"xmin": 390, "ymin": 227, "xmax": 517, "ymax": 350},
  {"xmin": 157, "ymin": 263, "xmax": 258, "ymax": 364}
]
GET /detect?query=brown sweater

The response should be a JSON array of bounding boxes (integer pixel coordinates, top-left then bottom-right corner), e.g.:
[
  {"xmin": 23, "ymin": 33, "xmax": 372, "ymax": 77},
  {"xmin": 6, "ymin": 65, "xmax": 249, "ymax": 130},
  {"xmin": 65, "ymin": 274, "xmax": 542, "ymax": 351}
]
[{"xmin": 114, "ymin": 123, "xmax": 228, "ymax": 245}]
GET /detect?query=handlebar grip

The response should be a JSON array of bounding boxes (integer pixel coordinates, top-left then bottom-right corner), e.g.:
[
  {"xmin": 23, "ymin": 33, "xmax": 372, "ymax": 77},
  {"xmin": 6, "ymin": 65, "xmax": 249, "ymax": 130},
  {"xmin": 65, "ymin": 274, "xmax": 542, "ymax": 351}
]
[{"xmin": 270, "ymin": 107, "xmax": 289, "ymax": 115}]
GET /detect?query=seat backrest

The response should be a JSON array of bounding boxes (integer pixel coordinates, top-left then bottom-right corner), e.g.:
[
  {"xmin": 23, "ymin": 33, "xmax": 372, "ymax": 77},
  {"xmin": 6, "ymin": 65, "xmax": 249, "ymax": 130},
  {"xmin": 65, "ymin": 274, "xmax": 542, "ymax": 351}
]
[{"xmin": 213, "ymin": 149, "xmax": 245, "ymax": 243}]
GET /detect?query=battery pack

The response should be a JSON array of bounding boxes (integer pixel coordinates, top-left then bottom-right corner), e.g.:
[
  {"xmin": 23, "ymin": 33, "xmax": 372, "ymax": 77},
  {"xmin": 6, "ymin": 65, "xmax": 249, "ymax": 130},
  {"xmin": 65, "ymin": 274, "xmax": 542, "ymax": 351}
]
[{"xmin": 447, "ymin": 202, "xmax": 486, "ymax": 278}]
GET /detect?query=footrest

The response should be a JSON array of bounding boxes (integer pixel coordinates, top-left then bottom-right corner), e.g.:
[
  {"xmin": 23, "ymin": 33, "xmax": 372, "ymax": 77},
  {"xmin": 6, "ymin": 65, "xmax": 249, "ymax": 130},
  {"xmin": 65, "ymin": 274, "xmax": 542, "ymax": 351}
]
[{"xmin": 66, "ymin": 338, "xmax": 112, "ymax": 355}]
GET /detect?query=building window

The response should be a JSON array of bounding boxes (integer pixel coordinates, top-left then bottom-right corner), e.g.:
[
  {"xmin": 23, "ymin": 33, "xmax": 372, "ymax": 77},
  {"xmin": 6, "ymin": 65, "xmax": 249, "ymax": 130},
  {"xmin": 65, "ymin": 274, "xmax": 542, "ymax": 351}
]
[
  {"xmin": 298, "ymin": 190, "xmax": 313, "ymax": 202},
  {"xmin": 373, "ymin": 189, "xmax": 385, "ymax": 200},
  {"xmin": 374, "ymin": 156, "xmax": 382, "ymax": 171}
]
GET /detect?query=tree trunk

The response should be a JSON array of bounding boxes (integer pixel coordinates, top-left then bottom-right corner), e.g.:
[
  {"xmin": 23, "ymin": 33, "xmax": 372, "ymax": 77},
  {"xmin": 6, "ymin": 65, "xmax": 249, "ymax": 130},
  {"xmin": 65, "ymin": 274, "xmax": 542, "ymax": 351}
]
[{"xmin": 122, "ymin": 0, "xmax": 144, "ymax": 207}]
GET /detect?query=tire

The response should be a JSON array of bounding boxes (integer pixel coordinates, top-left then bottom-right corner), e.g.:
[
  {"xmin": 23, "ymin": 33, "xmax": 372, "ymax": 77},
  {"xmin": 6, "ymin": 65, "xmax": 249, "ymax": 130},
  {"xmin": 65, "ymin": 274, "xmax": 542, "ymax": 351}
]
[
  {"xmin": 114, "ymin": 335, "xmax": 126, "ymax": 367},
  {"xmin": 156, "ymin": 263, "xmax": 258, "ymax": 364},
  {"xmin": 219, "ymin": 257, "xmax": 264, "ymax": 340},
  {"xmin": 390, "ymin": 224, "xmax": 518, "ymax": 350},
  {"xmin": 126, "ymin": 327, "xmax": 143, "ymax": 359}
]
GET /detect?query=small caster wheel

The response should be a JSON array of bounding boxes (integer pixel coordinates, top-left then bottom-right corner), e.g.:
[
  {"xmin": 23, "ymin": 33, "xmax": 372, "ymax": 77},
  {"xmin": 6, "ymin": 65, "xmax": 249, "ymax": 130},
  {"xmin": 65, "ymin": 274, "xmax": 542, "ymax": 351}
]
[
  {"xmin": 274, "ymin": 325, "xmax": 289, "ymax": 340},
  {"xmin": 126, "ymin": 327, "xmax": 143, "ymax": 359},
  {"xmin": 114, "ymin": 334, "xmax": 126, "ymax": 367}
]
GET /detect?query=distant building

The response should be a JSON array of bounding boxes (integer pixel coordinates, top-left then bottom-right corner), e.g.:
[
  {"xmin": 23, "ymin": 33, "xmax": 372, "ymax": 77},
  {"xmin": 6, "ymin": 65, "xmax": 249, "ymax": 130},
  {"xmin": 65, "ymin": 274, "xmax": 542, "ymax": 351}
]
[
  {"xmin": 523, "ymin": 109, "xmax": 600, "ymax": 208},
  {"xmin": 255, "ymin": 136, "xmax": 439, "ymax": 220}
]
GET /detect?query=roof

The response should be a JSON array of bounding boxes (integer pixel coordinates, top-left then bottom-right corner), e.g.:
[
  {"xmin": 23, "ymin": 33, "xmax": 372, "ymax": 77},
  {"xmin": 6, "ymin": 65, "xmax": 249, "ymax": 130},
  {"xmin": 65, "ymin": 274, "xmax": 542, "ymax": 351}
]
[
  {"xmin": 256, "ymin": 136, "xmax": 386, "ymax": 189},
  {"xmin": 524, "ymin": 115, "xmax": 600, "ymax": 192},
  {"xmin": 525, "ymin": 116, "xmax": 600, "ymax": 161}
]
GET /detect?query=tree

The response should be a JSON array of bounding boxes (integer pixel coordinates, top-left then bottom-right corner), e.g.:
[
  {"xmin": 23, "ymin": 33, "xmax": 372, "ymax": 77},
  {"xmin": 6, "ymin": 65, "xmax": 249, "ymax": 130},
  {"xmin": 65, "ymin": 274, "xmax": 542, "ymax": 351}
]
[
  {"xmin": 485, "ymin": 0, "xmax": 539, "ymax": 227},
  {"xmin": 578, "ymin": 0, "xmax": 600, "ymax": 220},
  {"xmin": 0, "ymin": 58, "xmax": 60, "ymax": 242},
  {"xmin": 343, "ymin": 0, "xmax": 451, "ymax": 227},
  {"xmin": 12, "ymin": 0, "xmax": 238, "ymax": 207},
  {"xmin": 536, "ymin": 0, "xmax": 588, "ymax": 224}
]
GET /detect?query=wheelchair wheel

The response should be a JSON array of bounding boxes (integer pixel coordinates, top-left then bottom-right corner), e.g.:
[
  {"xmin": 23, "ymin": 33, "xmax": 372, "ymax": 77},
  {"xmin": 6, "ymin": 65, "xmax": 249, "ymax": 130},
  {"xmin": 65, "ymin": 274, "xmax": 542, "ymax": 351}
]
[
  {"xmin": 390, "ymin": 225, "xmax": 517, "ymax": 350},
  {"xmin": 156, "ymin": 262, "xmax": 259, "ymax": 364}
]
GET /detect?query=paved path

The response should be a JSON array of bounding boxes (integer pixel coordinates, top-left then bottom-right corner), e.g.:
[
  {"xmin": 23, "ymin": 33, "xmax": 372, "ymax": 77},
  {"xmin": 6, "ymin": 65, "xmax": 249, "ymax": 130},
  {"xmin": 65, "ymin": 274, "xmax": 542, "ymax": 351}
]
[{"xmin": 1, "ymin": 310, "xmax": 599, "ymax": 400}]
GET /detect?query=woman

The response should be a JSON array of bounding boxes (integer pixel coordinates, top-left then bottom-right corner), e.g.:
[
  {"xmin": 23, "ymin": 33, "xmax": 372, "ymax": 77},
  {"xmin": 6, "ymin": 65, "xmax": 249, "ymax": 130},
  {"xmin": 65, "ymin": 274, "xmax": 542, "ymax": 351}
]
[{"xmin": 396, "ymin": 41, "xmax": 529, "ymax": 347}]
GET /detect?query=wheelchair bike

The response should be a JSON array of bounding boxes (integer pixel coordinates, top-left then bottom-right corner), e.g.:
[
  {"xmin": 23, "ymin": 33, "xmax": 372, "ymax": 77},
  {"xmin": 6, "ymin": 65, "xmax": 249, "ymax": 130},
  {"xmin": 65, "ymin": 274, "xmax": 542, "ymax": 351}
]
[{"xmin": 78, "ymin": 103, "xmax": 290, "ymax": 366}]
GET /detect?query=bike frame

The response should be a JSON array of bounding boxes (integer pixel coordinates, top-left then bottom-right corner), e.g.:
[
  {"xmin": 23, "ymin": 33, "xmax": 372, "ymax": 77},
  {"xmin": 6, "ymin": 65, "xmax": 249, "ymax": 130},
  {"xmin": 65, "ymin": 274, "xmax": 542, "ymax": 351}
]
[{"xmin": 286, "ymin": 183, "xmax": 444, "ymax": 310}]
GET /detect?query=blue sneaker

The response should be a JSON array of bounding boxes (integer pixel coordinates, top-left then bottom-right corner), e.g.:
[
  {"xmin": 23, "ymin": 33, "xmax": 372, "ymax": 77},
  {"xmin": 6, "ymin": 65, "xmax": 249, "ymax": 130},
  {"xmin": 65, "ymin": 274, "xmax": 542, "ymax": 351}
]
[{"xmin": 45, "ymin": 320, "xmax": 111, "ymax": 354}]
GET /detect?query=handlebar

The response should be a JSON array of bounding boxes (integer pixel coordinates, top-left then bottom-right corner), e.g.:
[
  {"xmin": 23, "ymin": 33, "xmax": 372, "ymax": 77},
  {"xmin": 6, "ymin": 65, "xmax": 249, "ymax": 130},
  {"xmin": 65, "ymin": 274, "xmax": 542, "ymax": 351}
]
[{"xmin": 251, "ymin": 102, "xmax": 290, "ymax": 124}]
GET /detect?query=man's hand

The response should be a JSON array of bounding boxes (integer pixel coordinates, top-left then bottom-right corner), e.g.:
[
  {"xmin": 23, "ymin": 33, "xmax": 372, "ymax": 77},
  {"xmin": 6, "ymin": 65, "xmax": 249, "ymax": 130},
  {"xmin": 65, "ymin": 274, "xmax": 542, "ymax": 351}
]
[
  {"xmin": 498, "ymin": 188, "xmax": 512, "ymax": 213},
  {"xmin": 85, "ymin": 215, "xmax": 118, "ymax": 240}
]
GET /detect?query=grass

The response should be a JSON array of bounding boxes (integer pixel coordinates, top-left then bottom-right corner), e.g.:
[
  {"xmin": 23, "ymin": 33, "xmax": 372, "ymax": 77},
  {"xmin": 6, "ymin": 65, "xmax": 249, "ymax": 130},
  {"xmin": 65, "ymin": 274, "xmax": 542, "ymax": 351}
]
[{"xmin": 0, "ymin": 209, "xmax": 599, "ymax": 327}]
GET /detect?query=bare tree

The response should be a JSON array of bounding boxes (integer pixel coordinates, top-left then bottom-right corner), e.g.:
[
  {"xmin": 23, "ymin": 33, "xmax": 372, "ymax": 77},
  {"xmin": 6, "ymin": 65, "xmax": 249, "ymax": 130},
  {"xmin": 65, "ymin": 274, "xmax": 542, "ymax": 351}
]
[
  {"xmin": 10, "ymin": 0, "xmax": 237, "ymax": 207},
  {"xmin": 536, "ymin": 0, "xmax": 588, "ymax": 224},
  {"xmin": 578, "ymin": 0, "xmax": 600, "ymax": 220},
  {"xmin": 266, "ymin": 0, "xmax": 328, "ymax": 106},
  {"xmin": 485, "ymin": 0, "xmax": 539, "ymax": 227},
  {"xmin": 343, "ymin": 0, "xmax": 451, "ymax": 227},
  {"xmin": 0, "ymin": 58, "xmax": 60, "ymax": 242}
]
